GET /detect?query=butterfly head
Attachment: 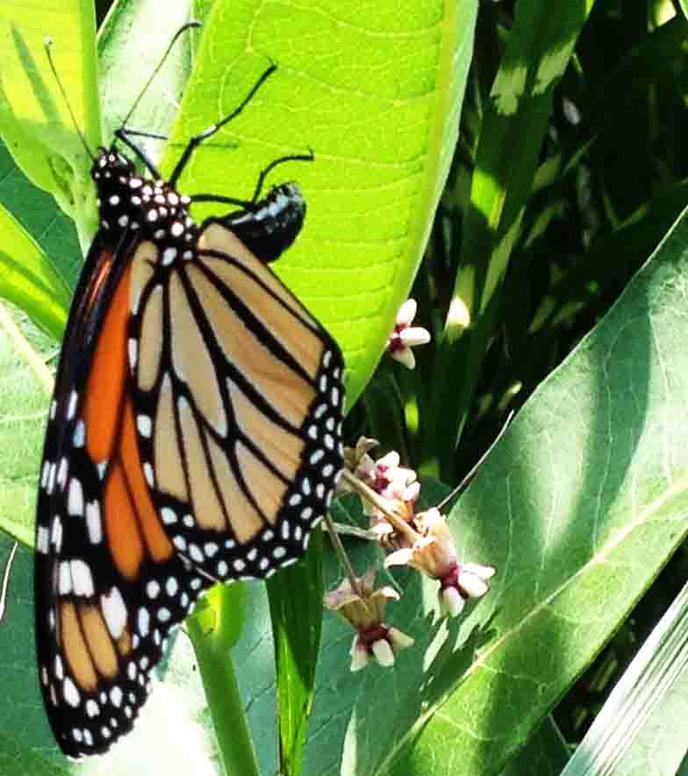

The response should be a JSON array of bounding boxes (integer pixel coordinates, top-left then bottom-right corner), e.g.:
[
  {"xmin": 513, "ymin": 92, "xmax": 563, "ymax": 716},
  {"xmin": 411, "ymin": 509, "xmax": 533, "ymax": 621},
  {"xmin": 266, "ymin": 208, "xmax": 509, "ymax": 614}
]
[{"xmin": 91, "ymin": 147, "xmax": 195, "ymax": 249}]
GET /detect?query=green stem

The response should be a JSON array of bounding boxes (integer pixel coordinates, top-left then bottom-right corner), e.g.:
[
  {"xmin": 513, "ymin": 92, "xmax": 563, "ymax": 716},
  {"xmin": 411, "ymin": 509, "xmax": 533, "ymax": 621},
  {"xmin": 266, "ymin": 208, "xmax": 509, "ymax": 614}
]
[{"xmin": 186, "ymin": 583, "xmax": 260, "ymax": 776}]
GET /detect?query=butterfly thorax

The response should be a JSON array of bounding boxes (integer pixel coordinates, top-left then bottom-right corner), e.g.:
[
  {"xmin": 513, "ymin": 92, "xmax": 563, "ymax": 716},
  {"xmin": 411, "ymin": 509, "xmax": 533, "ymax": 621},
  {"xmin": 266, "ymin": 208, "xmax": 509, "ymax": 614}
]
[{"xmin": 91, "ymin": 148, "xmax": 197, "ymax": 260}]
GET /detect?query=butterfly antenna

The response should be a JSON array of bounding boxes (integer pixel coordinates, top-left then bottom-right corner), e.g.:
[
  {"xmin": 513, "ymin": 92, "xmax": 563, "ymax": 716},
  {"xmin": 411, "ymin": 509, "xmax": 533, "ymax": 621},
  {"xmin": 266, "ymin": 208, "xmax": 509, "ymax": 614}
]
[
  {"xmin": 435, "ymin": 410, "xmax": 515, "ymax": 513},
  {"xmin": 44, "ymin": 37, "xmax": 95, "ymax": 161},
  {"xmin": 121, "ymin": 20, "xmax": 202, "ymax": 128}
]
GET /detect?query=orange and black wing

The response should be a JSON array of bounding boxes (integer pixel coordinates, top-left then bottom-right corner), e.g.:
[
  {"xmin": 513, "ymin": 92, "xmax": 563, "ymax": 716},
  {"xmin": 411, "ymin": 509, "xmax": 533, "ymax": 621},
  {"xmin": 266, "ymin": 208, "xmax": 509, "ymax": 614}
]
[
  {"xmin": 129, "ymin": 221, "xmax": 344, "ymax": 581},
  {"xmin": 34, "ymin": 237, "xmax": 211, "ymax": 758}
]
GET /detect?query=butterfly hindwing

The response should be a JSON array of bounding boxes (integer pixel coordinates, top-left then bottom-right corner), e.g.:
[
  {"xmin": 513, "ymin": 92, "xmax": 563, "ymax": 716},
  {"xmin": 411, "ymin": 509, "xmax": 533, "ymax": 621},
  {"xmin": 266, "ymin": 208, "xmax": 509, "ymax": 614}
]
[{"xmin": 129, "ymin": 222, "xmax": 344, "ymax": 582}]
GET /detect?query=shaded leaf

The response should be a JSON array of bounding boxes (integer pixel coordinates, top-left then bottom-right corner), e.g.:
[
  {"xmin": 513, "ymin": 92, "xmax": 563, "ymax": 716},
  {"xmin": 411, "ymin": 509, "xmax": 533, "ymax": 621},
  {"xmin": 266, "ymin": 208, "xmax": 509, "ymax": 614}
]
[
  {"xmin": 0, "ymin": 205, "xmax": 71, "ymax": 339},
  {"xmin": 267, "ymin": 531, "xmax": 324, "ymax": 776}
]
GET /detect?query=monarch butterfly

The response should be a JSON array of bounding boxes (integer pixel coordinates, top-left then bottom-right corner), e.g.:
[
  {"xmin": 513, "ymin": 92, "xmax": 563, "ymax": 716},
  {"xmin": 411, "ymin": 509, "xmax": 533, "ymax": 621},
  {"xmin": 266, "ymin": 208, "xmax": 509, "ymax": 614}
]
[{"xmin": 34, "ymin": 35, "xmax": 344, "ymax": 758}]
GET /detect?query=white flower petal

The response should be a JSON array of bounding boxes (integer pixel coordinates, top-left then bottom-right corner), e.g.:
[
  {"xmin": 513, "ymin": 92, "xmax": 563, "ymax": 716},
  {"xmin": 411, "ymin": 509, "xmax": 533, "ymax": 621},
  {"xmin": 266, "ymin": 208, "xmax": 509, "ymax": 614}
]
[
  {"xmin": 388, "ymin": 627, "xmax": 414, "ymax": 650},
  {"xmin": 396, "ymin": 298, "xmax": 417, "ymax": 327},
  {"xmin": 384, "ymin": 548, "xmax": 414, "ymax": 567},
  {"xmin": 390, "ymin": 346, "xmax": 416, "ymax": 369},
  {"xmin": 399, "ymin": 326, "xmax": 431, "ymax": 348},
  {"xmin": 377, "ymin": 451, "xmax": 401, "ymax": 469},
  {"xmin": 350, "ymin": 639, "xmax": 371, "ymax": 672},
  {"xmin": 440, "ymin": 586, "xmax": 465, "ymax": 617},
  {"xmin": 458, "ymin": 570, "xmax": 489, "ymax": 598},
  {"xmin": 463, "ymin": 563, "xmax": 496, "ymax": 580},
  {"xmin": 372, "ymin": 639, "xmax": 395, "ymax": 667}
]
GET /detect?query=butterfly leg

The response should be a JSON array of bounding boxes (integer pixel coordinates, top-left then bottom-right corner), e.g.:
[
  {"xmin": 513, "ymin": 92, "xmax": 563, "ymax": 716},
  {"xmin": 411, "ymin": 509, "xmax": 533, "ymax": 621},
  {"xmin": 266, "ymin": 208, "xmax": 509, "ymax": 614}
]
[{"xmin": 168, "ymin": 64, "xmax": 277, "ymax": 187}]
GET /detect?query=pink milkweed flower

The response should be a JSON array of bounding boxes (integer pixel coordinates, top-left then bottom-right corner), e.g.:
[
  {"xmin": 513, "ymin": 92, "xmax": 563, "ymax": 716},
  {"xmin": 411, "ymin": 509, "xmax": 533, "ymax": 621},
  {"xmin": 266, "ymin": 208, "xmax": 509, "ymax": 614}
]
[
  {"xmin": 385, "ymin": 508, "xmax": 495, "ymax": 617},
  {"xmin": 387, "ymin": 299, "xmax": 431, "ymax": 369},
  {"xmin": 323, "ymin": 568, "xmax": 414, "ymax": 671}
]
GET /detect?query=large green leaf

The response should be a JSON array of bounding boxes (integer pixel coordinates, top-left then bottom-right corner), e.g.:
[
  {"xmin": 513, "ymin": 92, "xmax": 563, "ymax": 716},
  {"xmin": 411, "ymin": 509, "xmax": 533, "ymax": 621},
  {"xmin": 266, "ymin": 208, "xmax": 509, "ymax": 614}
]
[
  {"xmin": 0, "ymin": 0, "xmax": 100, "ymax": 247},
  {"xmin": 163, "ymin": 0, "xmax": 478, "ymax": 407}
]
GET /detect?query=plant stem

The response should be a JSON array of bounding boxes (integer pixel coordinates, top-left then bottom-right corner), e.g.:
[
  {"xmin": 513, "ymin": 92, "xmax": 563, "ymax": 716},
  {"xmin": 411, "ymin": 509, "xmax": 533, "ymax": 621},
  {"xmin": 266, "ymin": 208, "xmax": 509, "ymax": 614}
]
[
  {"xmin": 323, "ymin": 510, "xmax": 363, "ymax": 596},
  {"xmin": 186, "ymin": 583, "xmax": 260, "ymax": 776}
]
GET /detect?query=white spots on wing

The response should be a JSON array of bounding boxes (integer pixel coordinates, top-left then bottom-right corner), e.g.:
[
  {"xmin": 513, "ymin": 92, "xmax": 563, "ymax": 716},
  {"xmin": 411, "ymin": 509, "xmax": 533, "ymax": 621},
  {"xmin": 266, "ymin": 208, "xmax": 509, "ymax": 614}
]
[
  {"xmin": 51, "ymin": 514, "xmax": 63, "ymax": 551},
  {"xmin": 49, "ymin": 400, "xmax": 57, "ymax": 420},
  {"xmin": 101, "ymin": 586, "xmax": 127, "ymax": 639},
  {"xmin": 70, "ymin": 559, "xmax": 94, "ymax": 597},
  {"xmin": 162, "ymin": 247, "xmax": 177, "ymax": 266},
  {"xmin": 63, "ymin": 677, "xmax": 80, "ymax": 707},
  {"xmin": 233, "ymin": 559, "xmax": 246, "ymax": 572},
  {"xmin": 189, "ymin": 544, "xmax": 203, "ymax": 563},
  {"xmin": 73, "ymin": 419, "xmax": 85, "ymax": 447},
  {"xmin": 160, "ymin": 507, "xmax": 176, "ymax": 525},
  {"xmin": 97, "ymin": 460, "xmax": 108, "ymax": 480},
  {"xmin": 309, "ymin": 450, "xmax": 324, "ymax": 465},
  {"xmin": 182, "ymin": 514, "xmax": 194, "ymax": 528},
  {"xmin": 118, "ymin": 214, "xmax": 130, "ymax": 228},
  {"xmin": 54, "ymin": 654, "xmax": 64, "ymax": 680},
  {"xmin": 67, "ymin": 390, "xmax": 78, "ymax": 420},
  {"xmin": 137, "ymin": 607, "xmax": 150, "ymax": 638},
  {"xmin": 157, "ymin": 607, "xmax": 171, "ymax": 623},
  {"xmin": 143, "ymin": 462, "xmax": 155, "ymax": 486},
  {"xmin": 36, "ymin": 526, "xmax": 49, "ymax": 554},
  {"xmin": 56, "ymin": 457, "xmax": 68, "ymax": 489},
  {"xmin": 136, "ymin": 414, "xmax": 152, "ymax": 438},
  {"xmin": 173, "ymin": 535, "xmax": 186, "ymax": 552},
  {"xmin": 128, "ymin": 338, "xmax": 138, "ymax": 367},
  {"xmin": 216, "ymin": 560, "xmax": 228, "ymax": 577},
  {"xmin": 67, "ymin": 478, "xmax": 84, "ymax": 516},
  {"xmin": 300, "ymin": 506, "xmax": 313, "ymax": 521},
  {"xmin": 204, "ymin": 542, "xmax": 218, "ymax": 558},
  {"xmin": 46, "ymin": 462, "xmax": 57, "ymax": 495},
  {"xmin": 165, "ymin": 577, "xmax": 178, "ymax": 597},
  {"xmin": 273, "ymin": 546, "xmax": 287, "ymax": 560},
  {"xmin": 86, "ymin": 699, "xmax": 99, "ymax": 718},
  {"xmin": 171, "ymin": 221, "xmax": 184, "ymax": 237},
  {"xmin": 86, "ymin": 501, "xmax": 102, "ymax": 544},
  {"xmin": 58, "ymin": 562, "xmax": 72, "ymax": 594}
]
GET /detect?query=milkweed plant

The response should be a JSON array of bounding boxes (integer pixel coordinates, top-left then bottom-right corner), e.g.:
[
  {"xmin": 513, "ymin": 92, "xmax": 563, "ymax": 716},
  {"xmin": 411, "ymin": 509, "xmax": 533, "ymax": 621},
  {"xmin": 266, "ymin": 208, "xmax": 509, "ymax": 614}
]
[{"xmin": 0, "ymin": 2, "xmax": 687, "ymax": 776}]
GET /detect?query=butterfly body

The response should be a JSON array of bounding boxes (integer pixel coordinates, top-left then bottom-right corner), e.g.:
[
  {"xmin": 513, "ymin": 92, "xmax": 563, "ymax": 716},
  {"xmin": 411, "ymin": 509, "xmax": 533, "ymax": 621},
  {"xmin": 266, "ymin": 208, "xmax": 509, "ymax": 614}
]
[{"xmin": 35, "ymin": 145, "xmax": 344, "ymax": 757}]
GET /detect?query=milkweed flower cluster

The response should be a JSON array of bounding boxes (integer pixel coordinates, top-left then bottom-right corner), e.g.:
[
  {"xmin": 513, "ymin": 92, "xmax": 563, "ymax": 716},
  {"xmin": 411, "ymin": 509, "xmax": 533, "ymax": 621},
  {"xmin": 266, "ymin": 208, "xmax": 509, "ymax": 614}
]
[
  {"xmin": 327, "ymin": 438, "xmax": 495, "ymax": 670},
  {"xmin": 386, "ymin": 299, "xmax": 431, "ymax": 369}
]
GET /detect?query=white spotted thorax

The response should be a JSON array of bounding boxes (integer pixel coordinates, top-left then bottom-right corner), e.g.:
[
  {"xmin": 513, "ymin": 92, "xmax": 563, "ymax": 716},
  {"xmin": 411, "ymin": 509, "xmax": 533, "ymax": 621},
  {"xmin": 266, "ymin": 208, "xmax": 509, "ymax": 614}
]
[{"xmin": 93, "ymin": 149, "xmax": 197, "ymax": 256}]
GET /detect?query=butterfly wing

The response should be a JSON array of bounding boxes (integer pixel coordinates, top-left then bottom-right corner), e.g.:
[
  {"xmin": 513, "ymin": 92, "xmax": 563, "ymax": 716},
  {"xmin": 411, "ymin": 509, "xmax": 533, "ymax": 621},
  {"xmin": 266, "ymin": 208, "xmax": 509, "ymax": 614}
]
[
  {"xmin": 35, "ymin": 237, "xmax": 211, "ymax": 758},
  {"xmin": 130, "ymin": 221, "xmax": 344, "ymax": 581}
]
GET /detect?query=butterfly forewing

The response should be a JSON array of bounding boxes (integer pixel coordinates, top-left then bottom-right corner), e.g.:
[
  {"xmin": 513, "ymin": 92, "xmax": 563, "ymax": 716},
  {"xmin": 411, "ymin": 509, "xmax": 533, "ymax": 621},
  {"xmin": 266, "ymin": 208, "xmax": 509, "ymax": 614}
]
[
  {"xmin": 35, "ymin": 237, "xmax": 211, "ymax": 758},
  {"xmin": 129, "ymin": 222, "xmax": 344, "ymax": 581}
]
